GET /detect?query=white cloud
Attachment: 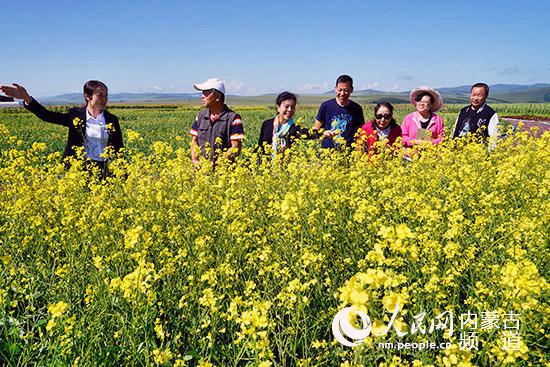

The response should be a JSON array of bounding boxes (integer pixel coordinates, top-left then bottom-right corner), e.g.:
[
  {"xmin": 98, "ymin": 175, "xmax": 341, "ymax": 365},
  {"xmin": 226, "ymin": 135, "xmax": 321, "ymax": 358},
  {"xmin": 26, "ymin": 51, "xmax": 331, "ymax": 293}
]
[
  {"xmin": 225, "ymin": 80, "xmax": 245, "ymax": 93},
  {"xmin": 130, "ymin": 86, "xmax": 181, "ymax": 93},
  {"xmin": 297, "ymin": 82, "xmax": 330, "ymax": 93},
  {"xmin": 358, "ymin": 83, "xmax": 384, "ymax": 91},
  {"xmin": 387, "ymin": 84, "xmax": 405, "ymax": 92},
  {"xmin": 223, "ymin": 80, "xmax": 262, "ymax": 95}
]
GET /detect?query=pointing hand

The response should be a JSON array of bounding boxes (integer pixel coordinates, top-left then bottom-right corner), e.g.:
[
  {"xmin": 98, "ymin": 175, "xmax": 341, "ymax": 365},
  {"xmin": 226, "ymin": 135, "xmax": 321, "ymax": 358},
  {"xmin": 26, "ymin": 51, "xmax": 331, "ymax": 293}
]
[{"xmin": 0, "ymin": 83, "xmax": 31, "ymax": 104}]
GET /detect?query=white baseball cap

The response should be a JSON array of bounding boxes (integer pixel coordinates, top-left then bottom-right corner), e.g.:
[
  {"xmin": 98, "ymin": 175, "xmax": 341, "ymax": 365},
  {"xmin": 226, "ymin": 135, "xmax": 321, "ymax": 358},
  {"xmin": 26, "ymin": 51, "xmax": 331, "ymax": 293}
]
[{"xmin": 193, "ymin": 78, "xmax": 226, "ymax": 95}]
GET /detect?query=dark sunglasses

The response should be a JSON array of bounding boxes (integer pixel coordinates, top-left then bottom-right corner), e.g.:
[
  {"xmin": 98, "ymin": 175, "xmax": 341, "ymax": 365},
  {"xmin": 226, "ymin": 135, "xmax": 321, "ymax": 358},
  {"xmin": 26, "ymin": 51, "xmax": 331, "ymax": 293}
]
[{"xmin": 375, "ymin": 113, "xmax": 392, "ymax": 120}]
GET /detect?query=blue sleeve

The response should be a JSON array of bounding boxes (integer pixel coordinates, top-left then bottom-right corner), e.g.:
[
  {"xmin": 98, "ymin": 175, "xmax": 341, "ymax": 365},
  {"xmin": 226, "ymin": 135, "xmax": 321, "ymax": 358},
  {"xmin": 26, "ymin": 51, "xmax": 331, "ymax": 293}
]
[{"xmin": 315, "ymin": 102, "xmax": 326, "ymax": 126}]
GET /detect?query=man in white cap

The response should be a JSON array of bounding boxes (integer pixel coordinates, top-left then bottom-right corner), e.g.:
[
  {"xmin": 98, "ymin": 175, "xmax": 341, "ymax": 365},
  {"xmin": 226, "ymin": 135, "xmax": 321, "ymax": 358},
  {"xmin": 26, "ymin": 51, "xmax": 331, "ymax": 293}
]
[
  {"xmin": 452, "ymin": 83, "xmax": 499, "ymax": 148},
  {"xmin": 189, "ymin": 78, "xmax": 244, "ymax": 163}
]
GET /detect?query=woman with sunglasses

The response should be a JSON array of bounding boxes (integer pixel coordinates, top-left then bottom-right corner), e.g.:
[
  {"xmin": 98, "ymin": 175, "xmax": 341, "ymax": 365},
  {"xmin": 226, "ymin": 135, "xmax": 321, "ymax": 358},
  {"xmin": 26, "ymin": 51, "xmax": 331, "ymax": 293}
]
[
  {"xmin": 0, "ymin": 81, "xmax": 123, "ymax": 173},
  {"xmin": 357, "ymin": 102, "xmax": 402, "ymax": 154},
  {"xmin": 401, "ymin": 86, "xmax": 445, "ymax": 147}
]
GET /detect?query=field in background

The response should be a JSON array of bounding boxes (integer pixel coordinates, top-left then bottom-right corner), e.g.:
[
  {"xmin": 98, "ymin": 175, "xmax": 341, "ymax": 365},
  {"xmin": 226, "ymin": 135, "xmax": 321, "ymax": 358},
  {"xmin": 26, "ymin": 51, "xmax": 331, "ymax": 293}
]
[{"xmin": 1, "ymin": 103, "xmax": 550, "ymax": 155}]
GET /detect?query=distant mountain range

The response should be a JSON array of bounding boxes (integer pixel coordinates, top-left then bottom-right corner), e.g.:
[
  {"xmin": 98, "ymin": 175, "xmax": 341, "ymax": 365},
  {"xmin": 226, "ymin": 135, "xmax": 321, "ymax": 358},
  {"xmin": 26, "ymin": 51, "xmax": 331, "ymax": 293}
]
[
  {"xmin": 33, "ymin": 83, "xmax": 550, "ymax": 105},
  {"xmin": 40, "ymin": 92, "xmax": 201, "ymax": 105},
  {"xmin": 350, "ymin": 83, "xmax": 550, "ymax": 104}
]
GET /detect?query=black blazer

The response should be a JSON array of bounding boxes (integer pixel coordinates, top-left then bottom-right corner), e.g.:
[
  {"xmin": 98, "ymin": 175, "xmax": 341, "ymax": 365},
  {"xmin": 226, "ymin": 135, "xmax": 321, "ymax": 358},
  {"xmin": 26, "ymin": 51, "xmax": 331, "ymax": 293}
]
[
  {"xmin": 24, "ymin": 97, "xmax": 124, "ymax": 160},
  {"xmin": 255, "ymin": 118, "xmax": 307, "ymax": 154}
]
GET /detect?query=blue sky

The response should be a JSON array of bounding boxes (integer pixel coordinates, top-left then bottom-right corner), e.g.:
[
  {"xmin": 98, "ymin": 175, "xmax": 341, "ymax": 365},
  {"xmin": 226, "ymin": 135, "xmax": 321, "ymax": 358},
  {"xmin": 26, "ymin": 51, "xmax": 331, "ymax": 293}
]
[{"xmin": 2, "ymin": 0, "xmax": 549, "ymax": 96}]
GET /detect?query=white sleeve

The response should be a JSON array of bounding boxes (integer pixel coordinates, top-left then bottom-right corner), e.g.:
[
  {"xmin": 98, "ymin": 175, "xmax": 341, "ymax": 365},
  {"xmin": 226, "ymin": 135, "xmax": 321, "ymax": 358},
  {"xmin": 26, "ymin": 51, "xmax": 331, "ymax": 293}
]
[
  {"xmin": 452, "ymin": 114, "xmax": 459, "ymax": 137},
  {"xmin": 488, "ymin": 113, "xmax": 499, "ymax": 150}
]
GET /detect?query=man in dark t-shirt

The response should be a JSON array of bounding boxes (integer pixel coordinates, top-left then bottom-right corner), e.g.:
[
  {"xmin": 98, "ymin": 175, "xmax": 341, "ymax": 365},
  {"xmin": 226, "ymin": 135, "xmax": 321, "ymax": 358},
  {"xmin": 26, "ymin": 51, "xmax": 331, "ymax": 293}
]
[{"xmin": 314, "ymin": 75, "xmax": 365, "ymax": 149}]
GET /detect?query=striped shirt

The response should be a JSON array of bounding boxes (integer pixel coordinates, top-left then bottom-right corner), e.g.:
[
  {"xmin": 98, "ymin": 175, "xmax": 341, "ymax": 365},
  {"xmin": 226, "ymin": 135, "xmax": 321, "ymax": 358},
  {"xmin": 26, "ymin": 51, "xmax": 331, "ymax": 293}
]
[{"xmin": 189, "ymin": 105, "xmax": 244, "ymax": 159}]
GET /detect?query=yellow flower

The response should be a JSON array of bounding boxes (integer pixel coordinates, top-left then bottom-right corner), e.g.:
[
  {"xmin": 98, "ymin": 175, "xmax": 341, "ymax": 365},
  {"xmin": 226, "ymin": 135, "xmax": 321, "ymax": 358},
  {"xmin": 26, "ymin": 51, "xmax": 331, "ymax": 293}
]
[
  {"xmin": 54, "ymin": 264, "xmax": 69, "ymax": 277},
  {"xmin": 152, "ymin": 348, "xmax": 172, "ymax": 365},
  {"xmin": 349, "ymin": 290, "xmax": 369, "ymax": 305},
  {"xmin": 311, "ymin": 339, "xmax": 327, "ymax": 349},
  {"xmin": 198, "ymin": 360, "xmax": 214, "ymax": 367},
  {"xmin": 46, "ymin": 319, "xmax": 57, "ymax": 333},
  {"xmin": 48, "ymin": 301, "xmax": 69, "ymax": 318},
  {"xmin": 382, "ymin": 293, "xmax": 405, "ymax": 312},
  {"xmin": 371, "ymin": 320, "xmax": 388, "ymax": 336},
  {"xmin": 126, "ymin": 129, "xmax": 143, "ymax": 143},
  {"xmin": 124, "ymin": 226, "xmax": 143, "ymax": 249},
  {"xmin": 395, "ymin": 223, "xmax": 413, "ymax": 239},
  {"xmin": 31, "ymin": 142, "xmax": 47, "ymax": 152},
  {"xmin": 93, "ymin": 256, "xmax": 103, "ymax": 271},
  {"xmin": 154, "ymin": 318, "xmax": 167, "ymax": 341}
]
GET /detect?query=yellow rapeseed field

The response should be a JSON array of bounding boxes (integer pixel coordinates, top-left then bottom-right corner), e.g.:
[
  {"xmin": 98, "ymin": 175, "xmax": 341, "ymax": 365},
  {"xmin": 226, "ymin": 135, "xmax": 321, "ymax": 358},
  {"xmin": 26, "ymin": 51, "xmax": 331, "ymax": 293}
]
[{"xmin": 0, "ymin": 116, "xmax": 549, "ymax": 366}]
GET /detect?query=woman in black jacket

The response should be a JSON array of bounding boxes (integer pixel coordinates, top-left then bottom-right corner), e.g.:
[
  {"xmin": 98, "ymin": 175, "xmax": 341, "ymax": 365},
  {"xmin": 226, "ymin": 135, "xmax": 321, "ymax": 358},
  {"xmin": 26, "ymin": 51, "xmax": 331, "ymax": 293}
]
[
  {"xmin": 1, "ymin": 81, "xmax": 123, "ymax": 172},
  {"xmin": 256, "ymin": 91, "xmax": 307, "ymax": 156}
]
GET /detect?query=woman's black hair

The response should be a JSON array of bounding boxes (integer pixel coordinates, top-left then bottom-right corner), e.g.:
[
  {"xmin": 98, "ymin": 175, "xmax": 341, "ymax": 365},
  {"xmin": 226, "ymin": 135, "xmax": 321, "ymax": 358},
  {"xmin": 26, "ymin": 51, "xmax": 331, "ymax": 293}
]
[
  {"xmin": 414, "ymin": 92, "xmax": 434, "ymax": 104},
  {"xmin": 276, "ymin": 91, "xmax": 297, "ymax": 106},
  {"xmin": 83, "ymin": 80, "xmax": 108, "ymax": 105},
  {"xmin": 373, "ymin": 101, "xmax": 396, "ymax": 127},
  {"xmin": 374, "ymin": 101, "xmax": 394, "ymax": 115}
]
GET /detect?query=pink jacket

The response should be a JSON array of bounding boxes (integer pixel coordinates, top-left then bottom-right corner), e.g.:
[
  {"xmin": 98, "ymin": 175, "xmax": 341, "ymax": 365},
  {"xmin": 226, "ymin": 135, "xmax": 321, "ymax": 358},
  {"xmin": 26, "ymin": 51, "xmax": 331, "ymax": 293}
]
[{"xmin": 401, "ymin": 112, "xmax": 445, "ymax": 147}]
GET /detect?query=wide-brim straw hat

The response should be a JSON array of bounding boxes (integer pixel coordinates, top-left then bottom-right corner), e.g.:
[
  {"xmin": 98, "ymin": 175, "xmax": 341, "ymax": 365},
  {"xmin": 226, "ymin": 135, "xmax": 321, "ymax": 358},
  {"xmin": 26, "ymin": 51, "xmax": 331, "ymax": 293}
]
[{"xmin": 410, "ymin": 86, "xmax": 444, "ymax": 112}]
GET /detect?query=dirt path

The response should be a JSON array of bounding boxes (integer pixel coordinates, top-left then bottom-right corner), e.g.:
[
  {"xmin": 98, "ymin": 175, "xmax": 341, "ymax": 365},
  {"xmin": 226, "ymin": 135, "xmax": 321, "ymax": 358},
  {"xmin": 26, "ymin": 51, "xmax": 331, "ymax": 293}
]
[{"xmin": 502, "ymin": 117, "xmax": 550, "ymax": 137}]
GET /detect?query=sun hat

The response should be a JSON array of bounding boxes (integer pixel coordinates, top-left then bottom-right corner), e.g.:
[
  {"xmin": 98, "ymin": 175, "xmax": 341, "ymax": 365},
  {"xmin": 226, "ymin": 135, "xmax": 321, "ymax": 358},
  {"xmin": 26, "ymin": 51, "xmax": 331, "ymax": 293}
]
[
  {"xmin": 193, "ymin": 78, "xmax": 226, "ymax": 95},
  {"xmin": 410, "ymin": 86, "xmax": 444, "ymax": 112}
]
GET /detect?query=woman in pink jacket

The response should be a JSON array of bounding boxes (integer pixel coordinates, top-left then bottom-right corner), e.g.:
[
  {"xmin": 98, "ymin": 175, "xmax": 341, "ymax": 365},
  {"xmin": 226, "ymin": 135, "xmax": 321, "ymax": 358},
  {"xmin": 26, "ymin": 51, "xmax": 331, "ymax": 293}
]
[{"xmin": 401, "ymin": 86, "xmax": 445, "ymax": 147}]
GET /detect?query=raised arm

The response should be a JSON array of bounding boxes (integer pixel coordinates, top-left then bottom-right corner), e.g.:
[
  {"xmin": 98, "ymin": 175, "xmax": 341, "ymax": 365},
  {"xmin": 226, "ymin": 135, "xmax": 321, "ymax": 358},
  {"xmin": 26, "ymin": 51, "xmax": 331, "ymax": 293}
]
[
  {"xmin": 313, "ymin": 119, "xmax": 337, "ymax": 139},
  {"xmin": 1, "ymin": 83, "xmax": 71, "ymax": 127},
  {"xmin": 0, "ymin": 83, "xmax": 32, "ymax": 104}
]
